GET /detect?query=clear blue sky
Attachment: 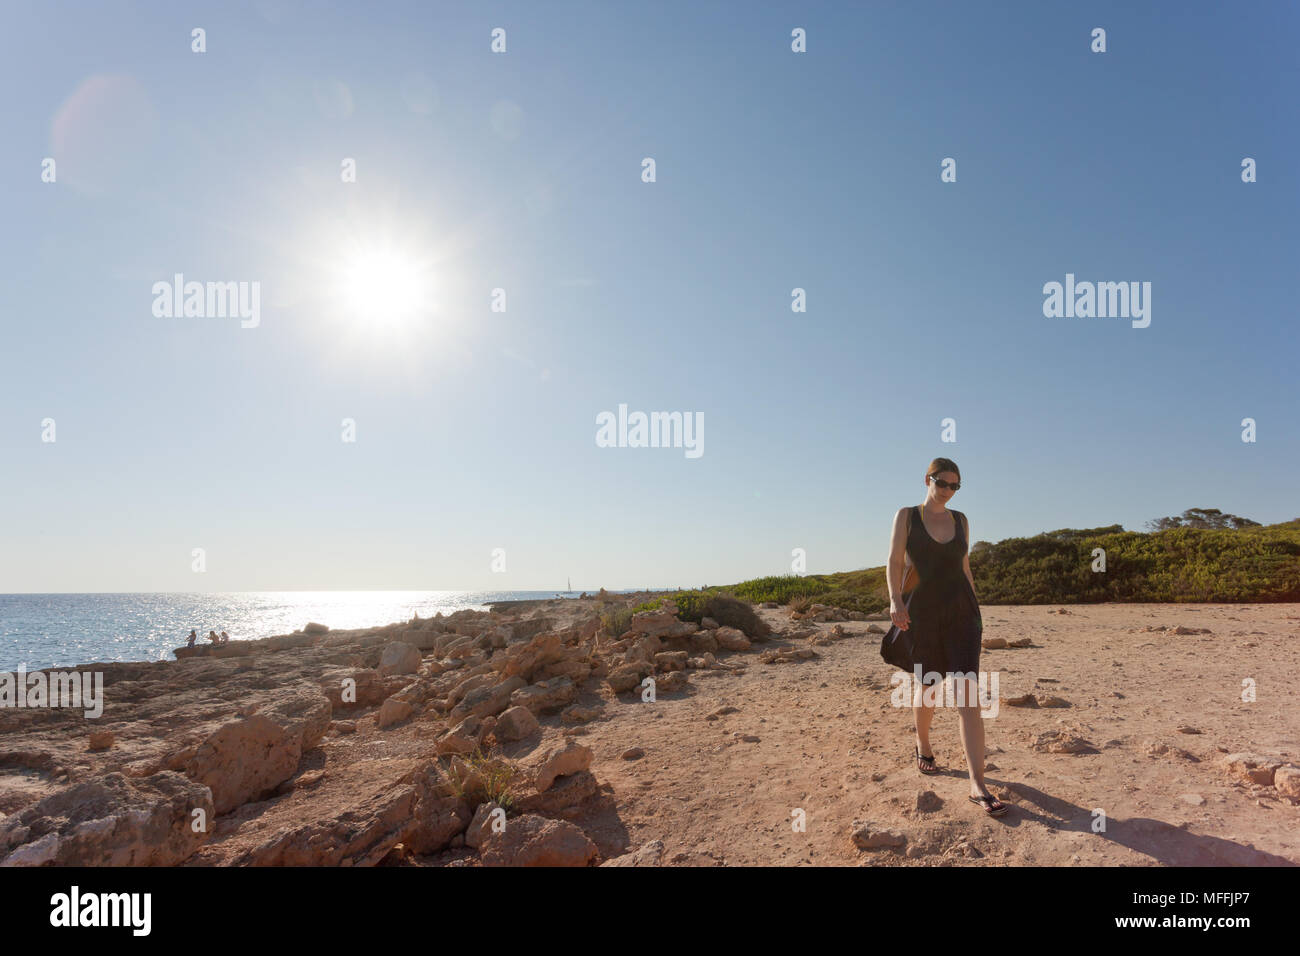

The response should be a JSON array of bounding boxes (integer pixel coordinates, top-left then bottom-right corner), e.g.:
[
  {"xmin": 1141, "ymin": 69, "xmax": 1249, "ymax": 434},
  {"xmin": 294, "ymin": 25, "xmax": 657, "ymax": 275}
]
[{"xmin": 1, "ymin": 0, "xmax": 1296, "ymax": 592}]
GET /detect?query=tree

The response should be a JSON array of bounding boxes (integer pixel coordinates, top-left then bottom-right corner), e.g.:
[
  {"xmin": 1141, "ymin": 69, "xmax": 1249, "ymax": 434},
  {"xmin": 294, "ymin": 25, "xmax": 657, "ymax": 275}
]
[{"xmin": 1144, "ymin": 508, "xmax": 1261, "ymax": 531}]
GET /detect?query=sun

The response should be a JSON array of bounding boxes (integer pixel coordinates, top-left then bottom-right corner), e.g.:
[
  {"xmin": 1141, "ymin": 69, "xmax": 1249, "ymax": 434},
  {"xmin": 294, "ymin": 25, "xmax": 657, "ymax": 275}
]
[{"xmin": 339, "ymin": 248, "xmax": 429, "ymax": 326}]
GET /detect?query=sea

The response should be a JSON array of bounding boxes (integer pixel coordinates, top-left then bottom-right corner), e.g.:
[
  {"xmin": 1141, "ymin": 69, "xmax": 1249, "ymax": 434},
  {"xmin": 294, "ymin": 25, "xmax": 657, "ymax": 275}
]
[{"xmin": 0, "ymin": 590, "xmax": 640, "ymax": 672}]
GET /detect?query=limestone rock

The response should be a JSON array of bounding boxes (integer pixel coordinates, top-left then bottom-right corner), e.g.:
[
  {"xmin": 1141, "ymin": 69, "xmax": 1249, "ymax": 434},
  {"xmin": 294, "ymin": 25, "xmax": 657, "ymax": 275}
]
[
  {"xmin": 1274, "ymin": 766, "xmax": 1300, "ymax": 799},
  {"xmin": 1030, "ymin": 730, "xmax": 1094, "ymax": 754},
  {"xmin": 447, "ymin": 676, "xmax": 527, "ymax": 724},
  {"xmin": 689, "ymin": 631, "xmax": 719, "ymax": 653},
  {"xmin": 713, "ymin": 627, "xmax": 751, "ymax": 651},
  {"xmin": 1222, "ymin": 752, "xmax": 1283, "ymax": 787},
  {"xmin": 600, "ymin": 839, "xmax": 665, "ymax": 866},
  {"xmin": 513, "ymin": 770, "xmax": 599, "ymax": 817},
  {"xmin": 320, "ymin": 668, "xmax": 388, "ymax": 709},
  {"xmin": 378, "ymin": 641, "xmax": 422, "ymax": 677},
  {"xmin": 851, "ymin": 821, "xmax": 907, "ymax": 850},
  {"xmin": 0, "ymin": 771, "xmax": 213, "ymax": 866},
  {"xmin": 607, "ymin": 662, "xmax": 651, "ymax": 693},
  {"xmin": 437, "ymin": 715, "xmax": 494, "ymax": 756},
  {"xmin": 758, "ymin": 646, "xmax": 818, "ymax": 664},
  {"xmin": 508, "ymin": 676, "xmax": 577, "ymax": 714},
  {"xmin": 179, "ymin": 686, "xmax": 331, "ymax": 814},
  {"xmin": 651, "ymin": 670, "xmax": 689, "ymax": 693},
  {"xmin": 376, "ymin": 697, "xmax": 414, "ymax": 729},
  {"xmin": 561, "ymin": 703, "xmax": 602, "ymax": 724},
  {"xmin": 494, "ymin": 706, "xmax": 540, "ymax": 742},
  {"xmin": 478, "ymin": 814, "xmax": 597, "ymax": 867},
  {"xmin": 464, "ymin": 801, "xmax": 506, "ymax": 849},
  {"xmin": 531, "ymin": 741, "xmax": 593, "ymax": 792},
  {"xmin": 654, "ymin": 651, "xmax": 688, "ymax": 671}
]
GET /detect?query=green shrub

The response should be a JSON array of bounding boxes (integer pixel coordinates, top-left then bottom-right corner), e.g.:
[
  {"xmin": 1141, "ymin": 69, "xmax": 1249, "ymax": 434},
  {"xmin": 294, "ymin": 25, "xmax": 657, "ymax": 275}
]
[
  {"xmin": 445, "ymin": 748, "xmax": 519, "ymax": 811},
  {"xmin": 673, "ymin": 590, "xmax": 710, "ymax": 623},
  {"xmin": 600, "ymin": 606, "xmax": 634, "ymax": 638}
]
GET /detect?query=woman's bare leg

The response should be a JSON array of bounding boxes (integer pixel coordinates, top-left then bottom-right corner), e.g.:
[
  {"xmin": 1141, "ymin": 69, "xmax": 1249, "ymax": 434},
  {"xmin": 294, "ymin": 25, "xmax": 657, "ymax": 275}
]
[
  {"xmin": 913, "ymin": 690, "xmax": 937, "ymax": 770},
  {"xmin": 955, "ymin": 677, "xmax": 990, "ymax": 796}
]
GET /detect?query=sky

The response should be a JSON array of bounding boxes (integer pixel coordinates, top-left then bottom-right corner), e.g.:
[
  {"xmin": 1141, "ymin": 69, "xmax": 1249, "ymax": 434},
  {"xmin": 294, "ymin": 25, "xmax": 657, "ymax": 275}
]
[{"xmin": 1, "ymin": 0, "xmax": 1297, "ymax": 593}]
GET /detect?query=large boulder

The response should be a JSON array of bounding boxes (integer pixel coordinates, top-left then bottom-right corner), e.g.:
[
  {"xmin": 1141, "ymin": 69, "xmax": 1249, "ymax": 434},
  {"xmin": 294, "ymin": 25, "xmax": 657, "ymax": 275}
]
[
  {"xmin": 492, "ymin": 632, "xmax": 587, "ymax": 684},
  {"xmin": 437, "ymin": 715, "xmax": 495, "ymax": 756},
  {"xmin": 376, "ymin": 697, "xmax": 414, "ymax": 729},
  {"xmin": 0, "ymin": 771, "xmax": 213, "ymax": 866},
  {"xmin": 447, "ymin": 676, "xmax": 527, "ymax": 724},
  {"xmin": 177, "ymin": 686, "xmax": 331, "ymax": 814},
  {"xmin": 378, "ymin": 642, "xmax": 422, "ymax": 677},
  {"xmin": 629, "ymin": 601, "xmax": 699, "ymax": 641},
  {"xmin": 478, "ymin": 814, "xmax": 598, "ymax": 867},
  {"xmin": 508, "ymin": 676, "xmax": 578, "ymax": 714},
  {"xmin": 320, "ymin": 669, "xmax": 388, "ymax": 709},
  {"xmin": 224, "ymin": 760, "xmax": 470, "ymax": 865},
  {"xmin": 447, "ymin": 672, "xmax": 496, "ymax": 707},
  {"xmin": 493, "ymin": 706, "xmax": 539, "ymax": 742},
  {"xmin": 607, "ymin": 661, "xmax": 652, "ymax": 693},
  {"xmin": 529, "ymin": 741, "xmax": 593, "ymax": 792},
  {"xmin": 713, "ymin": 627, "xmax": 751, "ymax": 651},
  {"xmin": 513, "ymin": 770, "xmax": 599, "ymax": 818}
]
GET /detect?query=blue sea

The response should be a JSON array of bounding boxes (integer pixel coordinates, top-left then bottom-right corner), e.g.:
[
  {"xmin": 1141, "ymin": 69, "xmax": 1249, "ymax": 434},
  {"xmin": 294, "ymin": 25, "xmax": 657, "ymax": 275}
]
[{"xmin": 0, "ymin": 591, "xmax": 630, "ymax": 672}]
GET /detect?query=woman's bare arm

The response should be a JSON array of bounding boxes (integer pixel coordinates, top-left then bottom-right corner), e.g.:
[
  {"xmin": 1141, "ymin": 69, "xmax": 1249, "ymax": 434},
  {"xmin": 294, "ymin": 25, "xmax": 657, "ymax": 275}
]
[
  {"xmin": 960, "ymin": 513, "xmax": 977, "ymax": 599},
  {"xmin": 888, "ymin": 507, "xmax": 910, "ymax": 602}
]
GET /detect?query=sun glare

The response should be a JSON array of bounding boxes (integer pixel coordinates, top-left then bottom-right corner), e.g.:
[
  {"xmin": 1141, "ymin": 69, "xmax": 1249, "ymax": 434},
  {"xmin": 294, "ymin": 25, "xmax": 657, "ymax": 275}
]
[{"xmin": 340, "ymin": 249, "xmax": 429, "ymax": 326}]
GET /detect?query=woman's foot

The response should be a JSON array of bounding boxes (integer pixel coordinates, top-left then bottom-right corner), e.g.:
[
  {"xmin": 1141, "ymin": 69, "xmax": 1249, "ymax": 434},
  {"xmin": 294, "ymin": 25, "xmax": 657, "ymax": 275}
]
[
  {"xmin": 915, "ymin": 745, "xmax": 939, "ymax": 774},
  {"xmin": 968, "ymin": 788, "xmax": 1009, "ymax": 816}
]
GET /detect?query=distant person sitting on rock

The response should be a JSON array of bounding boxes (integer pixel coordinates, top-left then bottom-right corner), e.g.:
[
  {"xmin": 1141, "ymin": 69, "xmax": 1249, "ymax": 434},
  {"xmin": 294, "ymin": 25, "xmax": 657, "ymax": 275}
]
[
  {"xmin": 208, "ymin": 630, "xmax": 220, "ymax": 645},
  {"xmin": 219, "ymin": 630, "xmax": 230, "ymax": 644},
  {"xmin": 187, "ymin": 629, "xmax": 198, "ymax": 647}
]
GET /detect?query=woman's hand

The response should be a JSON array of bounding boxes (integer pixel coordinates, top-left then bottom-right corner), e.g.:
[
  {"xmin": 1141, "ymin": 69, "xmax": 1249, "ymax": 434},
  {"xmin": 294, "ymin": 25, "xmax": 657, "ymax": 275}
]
[{"xmin": 890, "ymin": 596, "xmax": 910, "ymax": 630}]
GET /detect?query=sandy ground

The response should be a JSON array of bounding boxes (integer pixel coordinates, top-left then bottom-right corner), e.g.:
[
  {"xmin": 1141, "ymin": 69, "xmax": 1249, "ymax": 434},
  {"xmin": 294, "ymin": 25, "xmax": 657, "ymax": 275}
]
[{"xmin": 434, "ymin": 600, "xmax": 1300, "ymax": 866}]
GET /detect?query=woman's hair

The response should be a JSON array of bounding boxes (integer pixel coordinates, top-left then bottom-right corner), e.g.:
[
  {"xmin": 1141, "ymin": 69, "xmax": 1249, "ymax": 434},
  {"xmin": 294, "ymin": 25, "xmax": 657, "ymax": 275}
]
[{"xmin": 926, "ymin": 457, "xmax": 960, "ymax": 481}]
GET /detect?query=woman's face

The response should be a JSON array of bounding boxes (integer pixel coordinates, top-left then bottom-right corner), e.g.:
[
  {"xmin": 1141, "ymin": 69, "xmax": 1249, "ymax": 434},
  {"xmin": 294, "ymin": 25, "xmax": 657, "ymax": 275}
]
[{"xmin": 927, "ymin": 470, "xmax": 959, "ymax": 505}]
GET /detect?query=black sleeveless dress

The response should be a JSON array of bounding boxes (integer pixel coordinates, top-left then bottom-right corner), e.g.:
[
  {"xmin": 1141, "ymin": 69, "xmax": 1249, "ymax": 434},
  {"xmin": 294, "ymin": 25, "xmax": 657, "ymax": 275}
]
[{"xmin": 902, "ymin": 505, "xmax": 983, "ymax": 682}]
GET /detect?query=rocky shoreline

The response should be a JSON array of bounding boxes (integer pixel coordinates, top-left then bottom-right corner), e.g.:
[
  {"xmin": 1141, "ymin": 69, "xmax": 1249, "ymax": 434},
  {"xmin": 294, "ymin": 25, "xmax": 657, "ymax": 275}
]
[
  {"xmin": 3, "ymin": 594, "xmax": 1296, "ymax": 866},
  {"xmin": 0, "ymin": 589, "xmax": 833, "ymax": 866}
]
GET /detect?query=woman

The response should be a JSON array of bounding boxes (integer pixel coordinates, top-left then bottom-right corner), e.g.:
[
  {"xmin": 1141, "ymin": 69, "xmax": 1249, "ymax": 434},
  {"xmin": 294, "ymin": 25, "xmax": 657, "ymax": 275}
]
[{"xmin": 887, "ymin": 457, "xmax": 1009, "ymax": 816}]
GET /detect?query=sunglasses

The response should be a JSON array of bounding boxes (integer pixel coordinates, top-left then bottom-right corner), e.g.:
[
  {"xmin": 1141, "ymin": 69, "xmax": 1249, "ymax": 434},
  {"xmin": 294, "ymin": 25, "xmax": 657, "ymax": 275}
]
[{"xmin": 929, "ymin": 475, "xmax": 960, "ymax": 491}]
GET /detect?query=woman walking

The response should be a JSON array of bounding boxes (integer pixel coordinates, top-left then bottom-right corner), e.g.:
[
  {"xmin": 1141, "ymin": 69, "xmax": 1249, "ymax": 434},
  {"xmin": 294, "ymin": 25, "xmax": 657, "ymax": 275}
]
[{"xmin": 887, "ymin": 457, "xmax": 1009, "ymax": 816}]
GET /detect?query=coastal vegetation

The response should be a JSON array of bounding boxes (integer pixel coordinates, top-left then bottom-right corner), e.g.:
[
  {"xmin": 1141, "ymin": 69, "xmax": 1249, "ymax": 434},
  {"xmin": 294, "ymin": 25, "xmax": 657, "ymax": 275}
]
[{"xmin": 637, "ymin": 511, "xmax": 1300, "ymax": 615}]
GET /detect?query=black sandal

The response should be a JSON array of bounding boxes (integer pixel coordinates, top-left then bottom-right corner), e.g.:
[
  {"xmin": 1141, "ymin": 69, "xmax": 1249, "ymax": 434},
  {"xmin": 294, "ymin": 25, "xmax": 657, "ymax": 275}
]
[
  {"xmin": 915, "ymin": 746, "xmax": 939, "ymax": 775},
  {"xmin": 968, "ymin": 790, "xmax": 1009, "ymax": 816}
]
